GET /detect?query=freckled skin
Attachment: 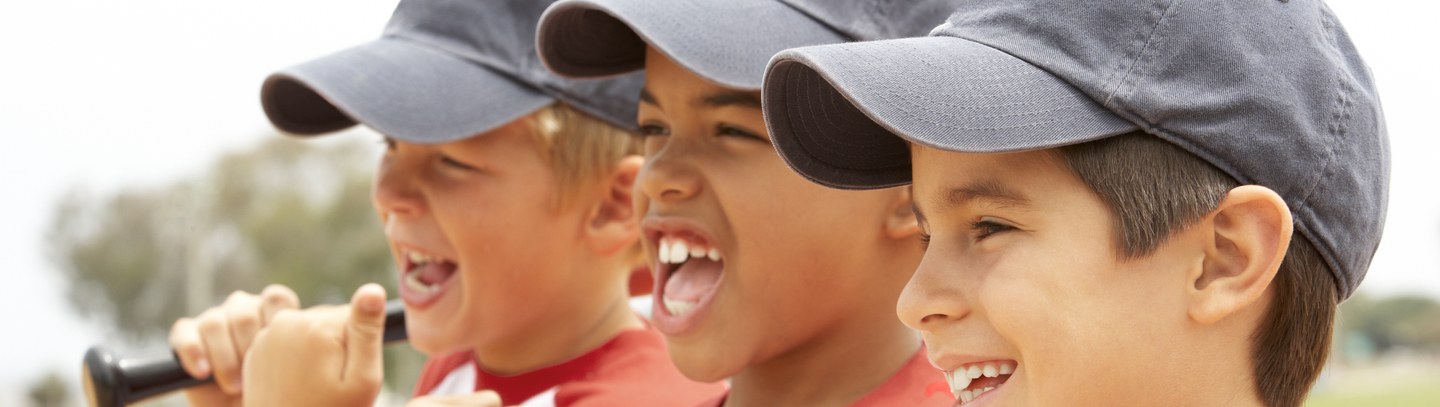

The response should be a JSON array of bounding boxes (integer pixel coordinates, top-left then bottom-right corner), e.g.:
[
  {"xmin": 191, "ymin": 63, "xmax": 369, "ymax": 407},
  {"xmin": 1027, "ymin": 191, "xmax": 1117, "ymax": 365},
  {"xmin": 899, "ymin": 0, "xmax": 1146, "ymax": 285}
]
[
  {"xmin": 374, "ymin": 119, "xmax": 642, "ymax": 374},
  {"xmin": 636, "ymin": 47, "xmax": 925, "ymax": 406},
  {"xmin": 900, "ymin": 146, "xmax": 1276, "ymax": 407}
]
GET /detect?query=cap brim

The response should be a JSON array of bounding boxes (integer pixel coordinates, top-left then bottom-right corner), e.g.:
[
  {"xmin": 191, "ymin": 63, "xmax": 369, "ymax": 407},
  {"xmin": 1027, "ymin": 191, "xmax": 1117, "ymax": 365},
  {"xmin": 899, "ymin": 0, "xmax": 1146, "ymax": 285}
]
[
  {"xmin": 765, "ymin": 36, "xmax": 1139, "ymax": 190},
  {"xmin": 537, "ymin": 0, "xmax": 847, "ymax": 89},
  {"xmin": 262, "ymin": 38, "xmax": 554, "ymax": 144}
]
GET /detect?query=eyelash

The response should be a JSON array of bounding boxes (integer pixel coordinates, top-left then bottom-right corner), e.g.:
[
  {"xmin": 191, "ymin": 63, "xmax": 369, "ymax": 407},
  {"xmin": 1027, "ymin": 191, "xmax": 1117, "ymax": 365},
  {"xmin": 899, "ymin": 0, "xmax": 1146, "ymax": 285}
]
[
  {"xmin": 915, "ymin": 219, "xmax": 1016, "ymax": 250},
  {"xmin": 439, "ymin": 154, "xmax": 477, "ymax": 171},
  {"xmin": 971, "ymin": 219, "xmax": 1015, "ymax": 240},
  {"xmin": 640, "ymin": 123, "xmax": 670, "ymax": 137},
  {"xmin": 717, "ymin": 124, "xmax": 764, "ymax": 141}
]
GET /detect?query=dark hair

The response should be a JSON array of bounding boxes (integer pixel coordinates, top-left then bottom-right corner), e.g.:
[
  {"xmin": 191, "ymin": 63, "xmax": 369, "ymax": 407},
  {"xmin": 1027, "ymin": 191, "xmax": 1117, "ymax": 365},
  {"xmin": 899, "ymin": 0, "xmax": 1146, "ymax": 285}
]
[{"xmin": 1051, "ymin": 131, "xmax": 1335, "ymax": 407}]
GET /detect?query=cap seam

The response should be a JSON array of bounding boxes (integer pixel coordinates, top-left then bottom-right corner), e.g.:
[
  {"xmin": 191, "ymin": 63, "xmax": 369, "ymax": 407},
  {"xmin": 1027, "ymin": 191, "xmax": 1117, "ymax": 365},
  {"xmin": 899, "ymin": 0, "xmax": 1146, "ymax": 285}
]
[{"xmin": 1103, "ymin": 0, "xmax": 1179, "ymax": 110}]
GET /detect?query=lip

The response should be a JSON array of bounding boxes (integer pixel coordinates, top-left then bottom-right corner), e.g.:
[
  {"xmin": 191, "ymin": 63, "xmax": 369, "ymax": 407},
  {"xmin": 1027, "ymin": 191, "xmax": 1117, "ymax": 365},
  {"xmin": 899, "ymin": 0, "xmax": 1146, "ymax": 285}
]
[
  {"xmin": 393, "ymin": 243, "xmax": 461, "ymax": 310},
  {"xmin": 642, "ymin": 216, "xmax": 727, "ymax": 336},
  {"xmin": 957, "ymin": 381, "xmax": 1004, "ymax": 407}
]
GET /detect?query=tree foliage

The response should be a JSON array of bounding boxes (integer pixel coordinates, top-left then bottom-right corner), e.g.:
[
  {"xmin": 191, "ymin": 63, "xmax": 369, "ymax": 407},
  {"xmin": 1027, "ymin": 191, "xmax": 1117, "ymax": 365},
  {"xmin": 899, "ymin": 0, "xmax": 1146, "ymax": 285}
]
[
  {"xmin": 26, "ymin": 370, "xmax": 68, "ymax": 407},
  {"xmin": 47, "ymin": 136, "xmax": 394, "ymax": 341},
  {"xmin": 1339, "ymin": 291, "xmax": 1440, "ymax": 354}
]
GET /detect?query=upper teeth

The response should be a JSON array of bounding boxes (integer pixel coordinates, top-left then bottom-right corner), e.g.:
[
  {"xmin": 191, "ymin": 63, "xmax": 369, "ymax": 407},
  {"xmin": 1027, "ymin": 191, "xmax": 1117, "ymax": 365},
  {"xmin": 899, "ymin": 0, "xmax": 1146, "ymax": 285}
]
[
  {"xmin": 657, "ymin": 237, "xmax": 721, "ymax": 265},
  {"xmin": 946, "ymin": 361, "xmax": 1015, "ymax": 404},
  {"xmin": 407, "ymin": 250, "xmax": 438, "ymax": 265}
]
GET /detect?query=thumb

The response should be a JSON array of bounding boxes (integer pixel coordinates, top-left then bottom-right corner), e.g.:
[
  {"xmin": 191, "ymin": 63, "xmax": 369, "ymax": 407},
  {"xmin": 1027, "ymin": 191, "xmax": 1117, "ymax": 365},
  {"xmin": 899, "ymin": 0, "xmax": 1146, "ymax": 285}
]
[{"xmin": 343, "ymin": 283, "xmax": 388, "ymax": 389}]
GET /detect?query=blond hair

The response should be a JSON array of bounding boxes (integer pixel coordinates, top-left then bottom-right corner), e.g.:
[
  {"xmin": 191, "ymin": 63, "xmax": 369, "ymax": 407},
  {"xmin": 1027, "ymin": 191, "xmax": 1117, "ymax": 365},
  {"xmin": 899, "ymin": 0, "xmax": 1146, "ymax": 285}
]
[
  {"xmin": 524, "ymin": 102, "xmax": 642, "ymax": 210},
  {"xmin": 524, "ymin": 102, "xmax": 645, "ymax": 266}
]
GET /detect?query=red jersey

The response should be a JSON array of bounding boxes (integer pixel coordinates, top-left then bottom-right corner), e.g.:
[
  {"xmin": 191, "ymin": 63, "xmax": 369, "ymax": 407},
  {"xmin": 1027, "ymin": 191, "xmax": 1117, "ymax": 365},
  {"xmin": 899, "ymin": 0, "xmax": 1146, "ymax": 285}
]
[
  {"xmin": 692, "ymin": 347, "xmax": 953, "ymax": 407},
  {"xmin": 412, "ymin": 326, "xmax": 725, "ymax": 407}
]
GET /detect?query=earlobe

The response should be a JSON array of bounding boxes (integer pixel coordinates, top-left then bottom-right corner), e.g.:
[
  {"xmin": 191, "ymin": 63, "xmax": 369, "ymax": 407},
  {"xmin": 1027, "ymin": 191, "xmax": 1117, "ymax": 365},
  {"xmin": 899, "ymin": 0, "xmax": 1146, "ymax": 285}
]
[
  {"xmin": 883, "ymin": 187, "xmax": 921, "ymax": 240},
  {"xmin": 1189, "ymin": 185, "xmax": 1293, "ymax": 325},
  {"xmin": 586, "ymin": 155, "xmax": 645, "ymax": 256}
]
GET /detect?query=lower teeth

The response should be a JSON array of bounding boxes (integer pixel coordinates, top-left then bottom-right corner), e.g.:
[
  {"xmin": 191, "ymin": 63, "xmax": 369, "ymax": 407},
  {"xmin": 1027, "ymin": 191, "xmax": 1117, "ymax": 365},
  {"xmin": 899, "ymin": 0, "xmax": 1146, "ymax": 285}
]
[
  {"xmin": 405, "ymin": 272, "xmax": 434, "ymax": 294},
  {"xmin": 664, "ymin": 299, "xmax": 696, "ymax": 316}
]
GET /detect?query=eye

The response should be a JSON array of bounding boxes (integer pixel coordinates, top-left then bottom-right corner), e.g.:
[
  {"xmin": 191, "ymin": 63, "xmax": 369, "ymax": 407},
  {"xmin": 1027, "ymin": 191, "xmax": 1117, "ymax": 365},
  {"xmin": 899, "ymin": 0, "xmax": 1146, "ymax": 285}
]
[
  {"xmin": 970, "ymin": 218, "xmax": 1016, "ymax": 241},
  {"xmin": 439, "ymin": 154, "xmax": 479, "ymax": 171},
  {"xmin": 716, "ymin": 124, "xmax": 765, "ymax": 142},
  {"xmin": 917, "ymin": 231, "xmax": 931, "ymax": 250},
  {"xmin": 640, "ymin": 123, "xmax": 670, "ymax": 137}
]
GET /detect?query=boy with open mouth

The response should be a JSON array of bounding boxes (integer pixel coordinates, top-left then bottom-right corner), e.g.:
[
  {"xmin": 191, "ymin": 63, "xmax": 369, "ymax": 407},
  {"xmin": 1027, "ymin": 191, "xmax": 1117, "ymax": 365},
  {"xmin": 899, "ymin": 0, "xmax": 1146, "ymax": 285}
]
[
  {"xmin": 165, "ymin": 1, "xmax": 725, "ymax": 406},
  {"xmin": 536, "ymin": 0, "xmax": 966, "ymax": 406},
  {"xmin": 761, "ymin": 1, "xmax": 1388, "ymax": 406}
]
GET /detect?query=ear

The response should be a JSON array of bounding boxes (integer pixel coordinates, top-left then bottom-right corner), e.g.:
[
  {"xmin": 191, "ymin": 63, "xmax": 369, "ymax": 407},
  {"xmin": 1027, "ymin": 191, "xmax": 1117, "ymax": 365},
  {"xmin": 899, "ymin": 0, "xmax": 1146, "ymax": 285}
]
[
  {"xmin": 1188, "ymin": 185, "xmax": 1292, "ymax": 325},
  {"xmin": 585, "ymin": 155, "xmax": 644, "ymax": 256},
  {"xmin": 883, "ymin": 186, "xmax": 921, "ymax": 240}
]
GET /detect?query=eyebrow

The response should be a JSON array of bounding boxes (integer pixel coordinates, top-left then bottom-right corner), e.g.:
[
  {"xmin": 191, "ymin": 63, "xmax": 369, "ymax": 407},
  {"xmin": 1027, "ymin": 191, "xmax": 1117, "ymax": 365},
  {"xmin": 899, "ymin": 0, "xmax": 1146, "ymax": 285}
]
[
  {"xmin": 639, "ymin": 87, "xmax": 763, "ymax": 111},
  {"xmin": 942, "ymin": 179, "xmax": 1034, "ymax": 210},
  {"xmin": 701, "ymin": 91, "xmax": 763, "ymax": 109}
]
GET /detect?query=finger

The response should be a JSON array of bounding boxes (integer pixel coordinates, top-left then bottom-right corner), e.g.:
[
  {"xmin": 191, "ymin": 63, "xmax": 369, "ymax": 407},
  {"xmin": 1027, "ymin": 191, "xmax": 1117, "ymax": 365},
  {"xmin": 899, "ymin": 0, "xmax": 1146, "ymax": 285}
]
[
  {"xmin": 169, "ymin": 318, "xmax": 211, "ymax": 379},
  {"xmin": 222, "ymin": 292, "xmax": 263, "ymax": 362},
  {"xmin": 195, "ymin": 308, "xmax": 244, "ymax": 394},
  {"xmin": 343, "ymin": 284, "xmax": 388, "ymax": 390},
  {"xmin": 258, "ymin": 284, "xmax": 300, "ymax": 325}
]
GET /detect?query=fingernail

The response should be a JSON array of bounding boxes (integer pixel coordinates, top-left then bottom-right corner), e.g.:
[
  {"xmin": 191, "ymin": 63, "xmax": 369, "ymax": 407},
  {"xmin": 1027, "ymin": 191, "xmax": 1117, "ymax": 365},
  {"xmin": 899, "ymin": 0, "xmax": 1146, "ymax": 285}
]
[{"xmin": 196, "ymin": 358, "xmax": 210, "ymax": 375}]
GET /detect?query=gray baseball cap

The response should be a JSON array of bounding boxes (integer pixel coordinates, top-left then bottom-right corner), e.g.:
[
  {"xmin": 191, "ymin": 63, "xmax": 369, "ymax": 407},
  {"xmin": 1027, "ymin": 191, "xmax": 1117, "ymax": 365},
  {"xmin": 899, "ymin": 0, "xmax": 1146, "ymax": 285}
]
[
  {"xmin": 261, "ymin": 0, "xmax": 644, "ymax": 144},
  {"xmin": 763, "ymin": 0, "xmax": 1388, "ymax": 301},
  {"xmin": 535, "ymin": 0, "xmax": 966, "ymax": 90}
]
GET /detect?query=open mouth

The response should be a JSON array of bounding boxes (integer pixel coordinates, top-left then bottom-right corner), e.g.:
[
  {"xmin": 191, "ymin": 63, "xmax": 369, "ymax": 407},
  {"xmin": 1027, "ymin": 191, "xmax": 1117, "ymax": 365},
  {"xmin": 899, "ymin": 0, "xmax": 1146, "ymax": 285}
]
[
  {"xmin": 398, "ymin": 248, "xmax": 459, "ymax": 308},
  {"xmin": 649, "ymin": 225, "xmax": 725, "ymax": 336},
  {"xmin": 945, "ymin": 360, "xmax": 1016, "ymax": 404}
]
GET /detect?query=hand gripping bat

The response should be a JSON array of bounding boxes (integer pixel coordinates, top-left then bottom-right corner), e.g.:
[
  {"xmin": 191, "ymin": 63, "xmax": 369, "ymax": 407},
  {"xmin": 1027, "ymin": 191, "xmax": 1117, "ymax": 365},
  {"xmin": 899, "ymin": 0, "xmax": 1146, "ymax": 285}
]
[{"xmin": 82, "ymin": 300, "xmax": 407, "ymax": 407}]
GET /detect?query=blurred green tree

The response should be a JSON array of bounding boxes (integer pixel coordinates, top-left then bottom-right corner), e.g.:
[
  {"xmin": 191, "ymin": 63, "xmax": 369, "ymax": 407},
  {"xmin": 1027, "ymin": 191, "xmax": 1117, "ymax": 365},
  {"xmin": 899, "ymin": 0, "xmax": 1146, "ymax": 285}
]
[
  {"xmin": 26, "ymin": 371, "xmax": 68, "ymax": 407},
  {"xmin": 47, "ymin": 135, "xmax": 423, "ymax": 394},
  {"xmin": 1339, "ymin": 291, "xmax": 1440, "ymax": 355}
]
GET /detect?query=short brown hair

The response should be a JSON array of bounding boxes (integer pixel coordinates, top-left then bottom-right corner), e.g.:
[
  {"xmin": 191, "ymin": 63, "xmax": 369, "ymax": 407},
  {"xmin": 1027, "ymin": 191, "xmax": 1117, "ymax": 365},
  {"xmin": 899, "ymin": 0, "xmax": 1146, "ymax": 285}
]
[
  {"xmin": 1051, "ymin": 131, "xmax": 1335, "ymax": 407},
  {"xmin": 524, "ymin": 102, "xmax": 643, "ymax": 209}
]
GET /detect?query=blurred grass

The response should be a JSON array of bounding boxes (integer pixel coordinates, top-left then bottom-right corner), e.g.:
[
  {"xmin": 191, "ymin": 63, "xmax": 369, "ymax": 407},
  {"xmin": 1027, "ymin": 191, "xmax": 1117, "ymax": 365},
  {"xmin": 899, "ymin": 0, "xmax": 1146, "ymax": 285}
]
[
  {"xmin": 1306, "ymin": 382, "xmax": 1440, "ymax": 407},
  {"xmin": 1305, "ymin": 357, "xmax": 1440, "ymax": 407}
]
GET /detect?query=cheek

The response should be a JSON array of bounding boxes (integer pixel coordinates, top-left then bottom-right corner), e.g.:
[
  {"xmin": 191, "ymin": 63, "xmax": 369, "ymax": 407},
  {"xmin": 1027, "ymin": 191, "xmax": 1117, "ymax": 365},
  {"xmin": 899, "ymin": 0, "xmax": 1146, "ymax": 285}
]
[{"xmin": 979, "ymin": 241, "xmax": 1112, "ymax": 355}]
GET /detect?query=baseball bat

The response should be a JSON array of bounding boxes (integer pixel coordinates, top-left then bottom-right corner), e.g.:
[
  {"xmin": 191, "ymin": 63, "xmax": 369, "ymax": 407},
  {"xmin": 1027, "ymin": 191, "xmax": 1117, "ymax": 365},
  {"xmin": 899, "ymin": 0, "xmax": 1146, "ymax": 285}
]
[{"xmin": 82, "ymin": 299, "xmax": 407, "ymax": 407}]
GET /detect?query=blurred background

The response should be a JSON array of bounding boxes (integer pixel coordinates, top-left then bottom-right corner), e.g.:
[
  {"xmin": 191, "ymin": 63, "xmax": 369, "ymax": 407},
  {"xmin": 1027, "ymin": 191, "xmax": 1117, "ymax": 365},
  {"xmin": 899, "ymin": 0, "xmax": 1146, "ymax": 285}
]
[{"xmin": 1, "ymin": 0, "xmax": 1436, "ymax": 406}]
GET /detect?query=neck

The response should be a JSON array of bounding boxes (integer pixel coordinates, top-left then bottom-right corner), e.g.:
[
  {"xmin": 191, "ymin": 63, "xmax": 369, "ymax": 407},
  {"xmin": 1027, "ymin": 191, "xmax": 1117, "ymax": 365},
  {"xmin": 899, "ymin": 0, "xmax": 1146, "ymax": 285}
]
[
  {"xmin": 725, "ymin": 306, "xmax": 920, "ymax": 407},
  {"xmin": 471, "ymin": 261, "xmax": 643, "ymax": 374}
]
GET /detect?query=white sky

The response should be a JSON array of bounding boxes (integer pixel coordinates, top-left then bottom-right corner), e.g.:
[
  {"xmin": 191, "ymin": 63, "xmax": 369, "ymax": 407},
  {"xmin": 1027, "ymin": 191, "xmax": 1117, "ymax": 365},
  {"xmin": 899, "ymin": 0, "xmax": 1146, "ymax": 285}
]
[{"xmin": 0, "ymin": 0, "xmax": 1435, "ymax": 404}]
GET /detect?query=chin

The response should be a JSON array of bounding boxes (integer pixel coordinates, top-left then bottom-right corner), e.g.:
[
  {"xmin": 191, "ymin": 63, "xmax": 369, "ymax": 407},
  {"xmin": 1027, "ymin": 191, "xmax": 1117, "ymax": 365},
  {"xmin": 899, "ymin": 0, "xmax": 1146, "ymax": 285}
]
[
  {"xmin": 667, "ymin": 341, "xmax": 743, "ymax": 382},
  {"xmin": 404, "ymin": 316, "xmax": 463, "ymax": 356}
]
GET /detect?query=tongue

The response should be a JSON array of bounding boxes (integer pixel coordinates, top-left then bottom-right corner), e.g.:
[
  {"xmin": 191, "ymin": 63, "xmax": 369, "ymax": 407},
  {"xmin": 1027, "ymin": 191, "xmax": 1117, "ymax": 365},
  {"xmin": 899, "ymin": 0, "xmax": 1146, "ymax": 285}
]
[
  {"xmin": 663, "ymin": 258, "xmax": 722, "ymax": 303},
  {"xmin": 417, "ymin": 261, "xmax": 457, "ymax": 285}
]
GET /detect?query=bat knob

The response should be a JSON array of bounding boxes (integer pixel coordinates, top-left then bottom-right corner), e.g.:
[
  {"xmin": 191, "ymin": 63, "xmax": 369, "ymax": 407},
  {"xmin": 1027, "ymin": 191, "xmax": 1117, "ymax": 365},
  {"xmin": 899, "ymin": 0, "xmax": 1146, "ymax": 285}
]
[{"xmin": 83, "ymin": 346, "xmax": 121, "ymax": 407}]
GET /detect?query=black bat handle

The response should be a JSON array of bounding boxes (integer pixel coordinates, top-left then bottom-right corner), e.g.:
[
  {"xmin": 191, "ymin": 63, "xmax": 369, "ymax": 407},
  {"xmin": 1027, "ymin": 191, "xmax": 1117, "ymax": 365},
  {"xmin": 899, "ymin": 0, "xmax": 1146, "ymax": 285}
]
[{"xmin": 83, "ymin": 300, "xmax": 408, "ymax": 407}]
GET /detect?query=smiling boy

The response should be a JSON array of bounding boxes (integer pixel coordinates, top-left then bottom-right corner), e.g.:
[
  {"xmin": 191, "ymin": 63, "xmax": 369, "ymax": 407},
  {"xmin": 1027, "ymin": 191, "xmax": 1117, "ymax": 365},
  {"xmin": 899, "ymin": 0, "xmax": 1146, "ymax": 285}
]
[
  {"xmin": 535, "ymin": 1, "xmax": 966, "ymax": 406},
  {"xmin": 761, "ymin": 1, "xmax": 1388, "ymax": 406},
  {"xmin": 167, "ymin": 1, "xmax": 724, "ymax": 406}
]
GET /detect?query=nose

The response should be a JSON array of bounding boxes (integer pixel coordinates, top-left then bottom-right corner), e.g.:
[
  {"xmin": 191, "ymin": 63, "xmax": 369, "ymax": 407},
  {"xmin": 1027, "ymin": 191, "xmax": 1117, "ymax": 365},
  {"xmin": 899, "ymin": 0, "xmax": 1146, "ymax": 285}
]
[
  {"xmin": 371, "ymin": 147, "xmax": 427, "ymax": 222},
  {"xmin": 897, "ymin": 248, "xmax": 972, "ymax": 332},
  {"xmin": 637, "ymin": 143, "xmax": 702, "ymax": 206}
]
